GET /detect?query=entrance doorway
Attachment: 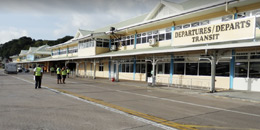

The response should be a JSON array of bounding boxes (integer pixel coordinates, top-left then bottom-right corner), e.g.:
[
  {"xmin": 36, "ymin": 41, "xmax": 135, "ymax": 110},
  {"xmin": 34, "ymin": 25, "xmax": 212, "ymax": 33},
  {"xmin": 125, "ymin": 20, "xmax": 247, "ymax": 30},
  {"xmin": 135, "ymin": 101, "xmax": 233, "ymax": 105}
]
[{"xmin": 66, "ymin": 63, "xmax": 76, "ymax": 72}]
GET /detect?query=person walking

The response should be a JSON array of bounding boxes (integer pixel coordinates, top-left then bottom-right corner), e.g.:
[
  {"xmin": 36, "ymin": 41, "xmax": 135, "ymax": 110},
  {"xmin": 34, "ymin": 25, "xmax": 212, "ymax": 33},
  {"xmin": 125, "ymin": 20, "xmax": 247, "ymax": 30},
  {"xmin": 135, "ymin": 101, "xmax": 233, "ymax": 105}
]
[
  {"xmin": 56, "ymin": 66, "xmax": 62, "ymax": 84},
  {"xmin": 61, "ymin": 67, "xmax": 67, "ymax": 84},
  {"xmin": 66, "ymin": 67, "xmax": 70, "ymax": 78},
  {"xmin": 50, "ymin": 66, "xmax": 55, "ymax": 76},
  {"xmin": 34, "ymin": 65, "xmax": 43, "ymax": 89}
]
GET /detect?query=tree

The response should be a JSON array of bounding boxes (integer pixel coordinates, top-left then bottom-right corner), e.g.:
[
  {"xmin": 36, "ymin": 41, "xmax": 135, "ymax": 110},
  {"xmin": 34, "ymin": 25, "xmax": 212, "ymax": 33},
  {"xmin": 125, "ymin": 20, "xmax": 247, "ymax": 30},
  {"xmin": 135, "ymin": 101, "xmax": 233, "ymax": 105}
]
[{"xmin": 0, "ymin": 36, "xmax": 73, "ymax": 59}]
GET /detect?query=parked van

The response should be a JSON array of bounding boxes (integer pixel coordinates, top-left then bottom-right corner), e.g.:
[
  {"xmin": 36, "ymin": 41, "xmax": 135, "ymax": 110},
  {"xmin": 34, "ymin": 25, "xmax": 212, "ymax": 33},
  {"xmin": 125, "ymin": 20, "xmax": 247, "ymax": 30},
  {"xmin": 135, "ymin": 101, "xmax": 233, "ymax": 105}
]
[{"xmin": 4, "ymin": 63, "xmax": 17, "ymax": 74}]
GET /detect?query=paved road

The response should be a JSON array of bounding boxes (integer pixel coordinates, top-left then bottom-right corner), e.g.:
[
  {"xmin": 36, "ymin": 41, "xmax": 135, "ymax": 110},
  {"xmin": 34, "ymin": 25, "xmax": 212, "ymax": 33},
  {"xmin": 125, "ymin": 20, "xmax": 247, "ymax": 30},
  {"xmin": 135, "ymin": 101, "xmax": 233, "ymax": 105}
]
[{"xmin": 1, "ymin": 69, "xmax": 260, "ymax": 130}]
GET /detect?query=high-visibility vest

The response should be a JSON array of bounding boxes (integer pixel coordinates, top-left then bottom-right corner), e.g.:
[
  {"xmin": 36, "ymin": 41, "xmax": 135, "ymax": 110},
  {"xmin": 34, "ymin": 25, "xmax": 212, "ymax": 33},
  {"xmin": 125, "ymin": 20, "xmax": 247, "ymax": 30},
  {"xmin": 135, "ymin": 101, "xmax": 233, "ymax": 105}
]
[
  {"xmin": 35, "ymin": 67, "xmax": 42, "ymax": 76},
  {"xmin": 50, "ymin": 67, "xmax": 54, "ymax": 71},
  {"xmin": 56, "ymin": 68, "xmax": 61, "ymax": 74},
  {"xmin": 62, "ymin": 70, "xmax": 67, "ymax": 76},
  {"xmin": 67, "ymin": 69, "xmax": 70, "ymax": 73}
]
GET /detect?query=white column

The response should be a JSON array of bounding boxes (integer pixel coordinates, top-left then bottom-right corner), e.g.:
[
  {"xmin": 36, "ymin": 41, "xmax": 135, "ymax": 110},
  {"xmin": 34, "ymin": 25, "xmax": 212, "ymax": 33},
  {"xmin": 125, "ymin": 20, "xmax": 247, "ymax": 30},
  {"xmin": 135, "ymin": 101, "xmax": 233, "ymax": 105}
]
[{"xmin": 93, "ymin": 59, "xmax": 96, "ymax": 79}]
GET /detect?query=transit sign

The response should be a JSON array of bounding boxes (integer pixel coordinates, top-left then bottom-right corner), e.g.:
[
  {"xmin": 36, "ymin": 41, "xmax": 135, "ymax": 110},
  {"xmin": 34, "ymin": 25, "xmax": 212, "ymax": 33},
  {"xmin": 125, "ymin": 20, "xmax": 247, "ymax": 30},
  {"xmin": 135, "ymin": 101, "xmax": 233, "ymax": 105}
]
[{"xmin": 173, "ymin": 16, "xmax": 256, "ymax": 46}]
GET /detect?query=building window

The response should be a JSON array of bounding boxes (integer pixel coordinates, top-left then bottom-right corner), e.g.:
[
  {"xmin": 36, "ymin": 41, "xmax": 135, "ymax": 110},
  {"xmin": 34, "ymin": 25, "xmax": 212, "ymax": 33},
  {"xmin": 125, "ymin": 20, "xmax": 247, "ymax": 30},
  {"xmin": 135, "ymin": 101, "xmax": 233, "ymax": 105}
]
[
  {"xmin": 175, "ymin": 26, "xmax": 182, "ymax": 30},
  {"xmin": 250, "ymin": 52, "xmax": 260, "ymax": 59},
  {"xmin": 235, "ymin": 62, "xmax": 248, "ymax": 77},
  {"xmin": 129, "ymin": 64, "xmax": 133, "ymax": 72},
  {"xmin": 165, "ymin": 27, "xmax": 171, "ymax": 40},
  {"xmin": 68, "ymin": 46, "xmax": 78, "ymax": 53},
  {"xmin": 137, "ymin": 34, "xmax": 141, "ymax": 44},
  {"xmin": 249, "ymin": 62, "xmax": 260, "ymax": 78},
  {"xmin": 152, "ymin": 30, "xmax": 159, "ymax": 41},
  {"xmin": 186, "ymin": 63, "xmax": 198, "ymax": 75},
  {"xmin": 216, "ymin": 62, "xmax": 229, "ymax": 77},
  {"xmin": 60, "ymin": 48, "xmax": 67, "ymax": 55},
  {"xmin": 96, "ymin": 41, "xmax": 102, "ymax": 47},
  {"xmin": 99, "ymin": 63, "xmax": 104, "ymax": 71},
  {"xmin": 147, "ymin": 31, "xmax": 153, "ymax": 42},
  {"xmin": 52, "ymin": 50, "xmax": 59, "ymax": 56},
  {"xmin": 136, "ymin": 64, "xmax": 140, "ymax": 73},
  {"xmin": 200, "ymin": 20, "xmax": 209, "ymax": 25},
  {"xmin": 121, "ymin": 64, "xmax": 125, "ymax": 72},
  {"xmin": 79, "ymin": 39, "xmax": 94, "ymax": 49},
  {"xmin": 174, "ymin": 63, "xmax": 184, "ymax": 75},
  {"xmin": 159, "ymin": 34, "xmax": 165, "ymax": 41},
  {"xmin": 130, "ymin": 35, "xmax": 134, "ymax": 45},
  {"xmin": 183, "ymin": 24, "xmax": 190, "ymax": 28},
  {"xmin": 158, "ymin": 64, "xmax": 163, "ymax": 74},
  {"xmin": 121, "ymin": 37, "xmax": 126, "ymax": 46},
  {"xmin": 125, "ymin": 64, "xmax": 129, "ymax": 72},
  {"xmin": 191, "ymin": 22, "xmax": 199, "ymax": 27},
  {"xmin": 164, "ymin": 63, "xmax": 170, "ymax": 74},
  {"xmin": 141, "ymin": 33, "xmax": 147, "ymax": 43},
  {"xmin": 199, "ymin": 63, "xmax": 211, "ymax": 76},
  {"xmin": 103, "ymin": 39, "xmax": 109, "ymax": 48},
  {"xmin": 126, "ymin": 36, "xmax": 131, "ymax": 45}
]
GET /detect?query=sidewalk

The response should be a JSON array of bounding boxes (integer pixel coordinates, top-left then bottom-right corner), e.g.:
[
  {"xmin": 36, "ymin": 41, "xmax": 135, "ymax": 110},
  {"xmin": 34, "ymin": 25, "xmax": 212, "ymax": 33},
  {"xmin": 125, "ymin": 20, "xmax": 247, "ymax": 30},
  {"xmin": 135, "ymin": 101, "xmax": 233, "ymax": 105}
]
[
  {"xmin": 41, "ymin": 71, "xmax": 260, "ymax": 104},
  {"xmin": 70, "ymin": 76, "xmax": 260, "ymax": 103}
]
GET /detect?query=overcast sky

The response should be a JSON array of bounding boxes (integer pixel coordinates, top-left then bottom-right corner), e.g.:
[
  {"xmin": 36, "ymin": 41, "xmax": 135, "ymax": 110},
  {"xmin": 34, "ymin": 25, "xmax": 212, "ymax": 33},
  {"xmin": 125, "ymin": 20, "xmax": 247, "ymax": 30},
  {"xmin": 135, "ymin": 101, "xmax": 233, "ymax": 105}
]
[{"xmin": 0, "ymin": 0, "xmax": 184, "ymax": 44}]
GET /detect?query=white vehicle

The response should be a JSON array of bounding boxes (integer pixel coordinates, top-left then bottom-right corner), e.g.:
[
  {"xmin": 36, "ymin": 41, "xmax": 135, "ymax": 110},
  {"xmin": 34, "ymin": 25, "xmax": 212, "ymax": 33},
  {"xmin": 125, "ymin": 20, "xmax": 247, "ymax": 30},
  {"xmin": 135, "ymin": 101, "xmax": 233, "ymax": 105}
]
[
  {"xmin": 4, "ymin": 63, "xmax": 17, "ymax": 74},
  {"xmin": 17, "ymin": 65, "xmax": 22, "ymax": 72}
]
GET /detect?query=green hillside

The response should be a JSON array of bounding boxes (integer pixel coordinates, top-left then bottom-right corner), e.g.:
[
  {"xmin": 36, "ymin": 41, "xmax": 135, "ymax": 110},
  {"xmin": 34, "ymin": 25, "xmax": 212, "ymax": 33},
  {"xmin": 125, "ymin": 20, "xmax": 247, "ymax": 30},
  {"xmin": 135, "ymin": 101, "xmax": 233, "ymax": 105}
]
[{"xmin": 0, "ymin": 36, "xmax": 73, "ymax": 59}]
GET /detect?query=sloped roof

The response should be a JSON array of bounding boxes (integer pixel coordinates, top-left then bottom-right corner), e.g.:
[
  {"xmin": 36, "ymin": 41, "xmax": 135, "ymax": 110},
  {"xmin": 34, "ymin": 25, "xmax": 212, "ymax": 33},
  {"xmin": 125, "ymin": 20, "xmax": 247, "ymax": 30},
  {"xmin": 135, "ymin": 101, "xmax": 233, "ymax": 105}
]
[
  {"xmin": 20, "ymin": 50, "xmax": 28, "ymax": 54},
  {"xmin": 78, "ymin": 29, "xmax": 93, "ymax": 36},
  {"xmin": 18, "ymin": 45, "xmax": 51, "ymax": 56},
  {"xmin": 75, "ymin": 29, "xmax": 93, "ymax": 39},
  {"xmin": 34, "ymin": 45, "xmax": 51, "ymax": 55},
  {"xmin": 19, "ymin": 50, "xmax": 28, "ymax": 56},
  {"xmin": 144, "ymin": 0, "xmax": 184, "ymax": 21},
  {"xmin": 94, "ymin": 14, "xmax": 148, "ymax": 33}
]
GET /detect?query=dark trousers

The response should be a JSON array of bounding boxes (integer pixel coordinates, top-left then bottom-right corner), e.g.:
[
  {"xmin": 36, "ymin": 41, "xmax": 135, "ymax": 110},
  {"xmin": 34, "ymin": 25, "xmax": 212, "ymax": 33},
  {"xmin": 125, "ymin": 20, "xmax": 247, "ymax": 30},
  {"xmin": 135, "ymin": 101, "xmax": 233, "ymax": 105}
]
[{"xmin": 35, "ymin": 76, "xmax": 42, "ymax": 89}]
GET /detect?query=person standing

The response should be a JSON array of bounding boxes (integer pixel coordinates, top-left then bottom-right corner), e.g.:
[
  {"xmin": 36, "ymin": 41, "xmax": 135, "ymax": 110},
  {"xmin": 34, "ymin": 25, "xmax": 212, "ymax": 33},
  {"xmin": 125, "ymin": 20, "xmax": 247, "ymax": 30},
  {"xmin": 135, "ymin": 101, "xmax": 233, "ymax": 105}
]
[
  {"xmin": 66, "ymin": 67, "xmax": 70, "ymax": 78},
  {"xmin": 56, "ymin": 66, "xmax": 62, "ymax": 84},
  {"xmin": 50, "ymin": 66, "xmax": 55, "ymax": 76},
  {"xmin": 43, "ymin": 66, "xmax": 47, "ymax": 73},
  {"xmin": 61, "ymin": 67, "xmax": 67, "ymax": 84},
  {"xmin": 34, "ymin": 65, "xmax": 43, "ymax": 89}
]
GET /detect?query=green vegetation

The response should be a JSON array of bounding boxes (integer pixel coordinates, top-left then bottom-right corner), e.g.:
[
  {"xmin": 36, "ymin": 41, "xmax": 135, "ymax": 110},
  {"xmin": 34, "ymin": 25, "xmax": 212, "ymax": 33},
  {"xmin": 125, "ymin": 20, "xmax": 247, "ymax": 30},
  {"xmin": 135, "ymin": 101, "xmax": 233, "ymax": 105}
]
[{"xmin": 0, "ymin": 36, "xmax": 73, "ymax": 59}]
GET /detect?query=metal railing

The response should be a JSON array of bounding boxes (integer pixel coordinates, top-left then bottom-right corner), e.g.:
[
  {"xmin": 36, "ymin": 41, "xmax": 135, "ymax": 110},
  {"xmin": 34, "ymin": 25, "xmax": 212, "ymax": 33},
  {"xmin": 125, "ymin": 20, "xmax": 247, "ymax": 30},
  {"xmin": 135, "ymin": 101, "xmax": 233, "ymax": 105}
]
[{"xmin": 156, "ymin": 76, "xmax": 210, "ymax": 90}]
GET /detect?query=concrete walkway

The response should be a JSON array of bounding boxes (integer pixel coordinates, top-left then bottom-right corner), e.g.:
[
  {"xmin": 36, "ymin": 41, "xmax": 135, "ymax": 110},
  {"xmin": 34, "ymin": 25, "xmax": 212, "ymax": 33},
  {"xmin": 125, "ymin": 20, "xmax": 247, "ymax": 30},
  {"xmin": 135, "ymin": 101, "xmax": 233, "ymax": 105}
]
[{"xmin": 73, "ymin": 76, "xmax": 260, "ymax": 103}]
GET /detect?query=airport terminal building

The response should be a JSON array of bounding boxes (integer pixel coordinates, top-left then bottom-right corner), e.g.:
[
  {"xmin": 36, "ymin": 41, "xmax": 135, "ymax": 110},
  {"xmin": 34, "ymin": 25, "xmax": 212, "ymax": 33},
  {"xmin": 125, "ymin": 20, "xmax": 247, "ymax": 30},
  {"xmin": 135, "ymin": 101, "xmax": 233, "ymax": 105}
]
[{"xmin": 15, "ymin": 0, "xmax": 260, "ymax": 92}]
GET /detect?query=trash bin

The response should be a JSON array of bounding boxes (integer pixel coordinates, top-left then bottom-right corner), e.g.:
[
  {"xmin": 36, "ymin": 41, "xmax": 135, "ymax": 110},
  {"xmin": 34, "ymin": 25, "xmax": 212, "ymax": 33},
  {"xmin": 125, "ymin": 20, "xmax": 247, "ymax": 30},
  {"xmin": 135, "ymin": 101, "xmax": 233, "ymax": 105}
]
[{"xmin": 112, "ymin": 77, "xmax": 115, "ymax": 82}]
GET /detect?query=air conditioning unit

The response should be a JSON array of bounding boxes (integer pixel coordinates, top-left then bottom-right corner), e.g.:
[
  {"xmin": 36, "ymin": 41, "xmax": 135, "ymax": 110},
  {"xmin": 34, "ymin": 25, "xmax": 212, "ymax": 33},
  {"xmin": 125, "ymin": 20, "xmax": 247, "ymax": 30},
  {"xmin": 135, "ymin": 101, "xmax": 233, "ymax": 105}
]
[
  {"xmin": 149, "ymin": 38, "xmax": 157, "ymax": 46},
  {"xmin": 110, "ymin": 45, "xmax": 117, "ymax": 51}
]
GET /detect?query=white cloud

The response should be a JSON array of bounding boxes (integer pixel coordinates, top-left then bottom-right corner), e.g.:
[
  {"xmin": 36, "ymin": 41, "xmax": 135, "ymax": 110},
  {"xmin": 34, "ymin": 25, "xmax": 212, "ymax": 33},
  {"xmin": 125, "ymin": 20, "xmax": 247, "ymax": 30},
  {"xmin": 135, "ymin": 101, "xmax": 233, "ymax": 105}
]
[{"xmin": 0, "ymin": 28, "xmax": 28, "ymax": 44}]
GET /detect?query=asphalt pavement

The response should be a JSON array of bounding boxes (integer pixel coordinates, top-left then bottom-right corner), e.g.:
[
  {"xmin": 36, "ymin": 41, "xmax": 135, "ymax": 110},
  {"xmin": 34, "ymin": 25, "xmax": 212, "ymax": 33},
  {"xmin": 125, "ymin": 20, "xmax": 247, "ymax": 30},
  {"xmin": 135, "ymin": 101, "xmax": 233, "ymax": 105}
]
[{"xmin": 1, "ymin": 69, "xmax": 260, "ymax": 130}]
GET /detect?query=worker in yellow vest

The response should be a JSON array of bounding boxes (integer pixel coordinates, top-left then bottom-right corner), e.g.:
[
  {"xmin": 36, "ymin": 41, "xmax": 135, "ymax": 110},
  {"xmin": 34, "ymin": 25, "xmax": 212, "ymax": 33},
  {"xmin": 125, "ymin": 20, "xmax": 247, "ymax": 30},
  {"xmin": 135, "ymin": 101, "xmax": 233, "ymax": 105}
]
[
  {"xmin": 50, "ymin": 66, "xmax": 55, "ymax": 76},
  {"xmin": 61, "ymin": 67, "xmax": 67, "ymax": 84},
  {"xmin": 56, "ymin": 66, "xmax": 62, "ymax": 84},
  {"xmin": 34, "ymin": 65, "xmax": 43, "ymax": 89},
  {"xmin": 66, "ymin": 67, "xmax": 70, "ymax": 78}
]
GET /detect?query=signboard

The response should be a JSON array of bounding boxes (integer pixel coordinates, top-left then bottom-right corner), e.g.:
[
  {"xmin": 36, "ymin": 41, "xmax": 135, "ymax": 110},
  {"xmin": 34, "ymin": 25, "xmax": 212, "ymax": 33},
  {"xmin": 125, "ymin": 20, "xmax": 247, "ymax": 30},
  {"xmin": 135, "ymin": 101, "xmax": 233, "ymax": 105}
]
[
  {"xmin": 173, "ymin": 17, "xmax": 256, "ymax": 46},
  {"xmin": 148, "ymin": 77, "xmax": 153, "ymax": 83}
]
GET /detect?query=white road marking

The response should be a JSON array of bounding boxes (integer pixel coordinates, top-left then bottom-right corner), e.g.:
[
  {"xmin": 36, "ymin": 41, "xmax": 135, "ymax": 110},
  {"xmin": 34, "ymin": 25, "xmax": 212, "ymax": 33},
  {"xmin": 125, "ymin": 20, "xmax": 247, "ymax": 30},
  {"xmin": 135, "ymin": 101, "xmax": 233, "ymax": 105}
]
[
  {"xmin": 74, "ymin": 80, "xmax": 260, "ymax": 118},
  {"xmin": 11, "ymin": 75, "xmax": 177, "ymax": 130},
  {"xmin": 41, "ymin": 76, "xmax": 78, "ymax": 83}
]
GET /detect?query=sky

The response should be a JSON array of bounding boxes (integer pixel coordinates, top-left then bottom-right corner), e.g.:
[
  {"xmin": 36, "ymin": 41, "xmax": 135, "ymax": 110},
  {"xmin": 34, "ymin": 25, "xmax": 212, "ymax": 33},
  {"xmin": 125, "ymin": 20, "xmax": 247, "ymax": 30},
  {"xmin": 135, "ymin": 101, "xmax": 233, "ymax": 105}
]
[{"xmin": 0, "ymin": 0, "xmax": 184, "ymax": 44}]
